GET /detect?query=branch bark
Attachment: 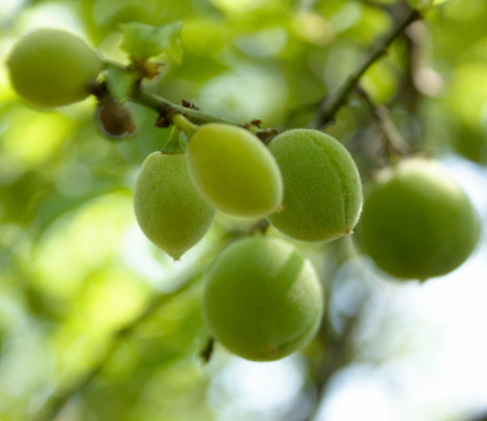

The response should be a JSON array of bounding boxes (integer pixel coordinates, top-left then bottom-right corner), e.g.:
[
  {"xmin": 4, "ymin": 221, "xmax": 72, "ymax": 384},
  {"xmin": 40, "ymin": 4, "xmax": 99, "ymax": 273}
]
[
  {"xmin": 355, "ymin": 85, "xmax": 410, "ymax": 155},
  {"xmin": 130, "ymin": 88, "xmax": 280, "ymax": 144},
  {"xmin": 312, "ymin": 7, "xmax": 422, "ymax": 129}
]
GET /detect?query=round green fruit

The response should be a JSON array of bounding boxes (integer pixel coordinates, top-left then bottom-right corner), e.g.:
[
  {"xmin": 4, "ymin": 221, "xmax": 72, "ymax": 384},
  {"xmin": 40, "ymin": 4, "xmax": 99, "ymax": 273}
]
[
  {"xmin": 185, "ymin": 123, "xmax": 283, "ymax": 218},
  {"xmin": 133, "ymin": 151, "xmax": 215, "ymax": 260},
  {"xmin": 202, "ymin": 236, "xmax": 323, "ymax": 362},
  {"xmin": 268, "ymin": 129, "xmax": 363, "ymax": 242},
  {"xmin": 6, "ymin": 28, "xmax": 102, "ymax": 107},
  {"xmin": 356, "ymin": 158, "xmax": 481, "ymax": 281}
]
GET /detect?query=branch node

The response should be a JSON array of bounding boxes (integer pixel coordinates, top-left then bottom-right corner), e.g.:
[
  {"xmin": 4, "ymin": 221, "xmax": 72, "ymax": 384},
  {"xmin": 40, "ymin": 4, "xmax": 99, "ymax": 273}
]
[
  {"xmin": 250, "ymin": 219, "xmax": 270, "ymax": 235},
  {"xmin": 88, "ymin": 81, "xmax": 109, "ymax": 101},
  {"xmin": 245, "ymin": 119, "xmax": 262, "ymax": 130},
  {"xmin": 256, "ymin": 128, "xmax": 280, "ymax": 145},
  {"xmin": 181, "ymin": 99, "xmax": 201, "ymax": 110},
  {"xmin": 155, "ymin": 103, "xmax": 178, "ymax": 128}
]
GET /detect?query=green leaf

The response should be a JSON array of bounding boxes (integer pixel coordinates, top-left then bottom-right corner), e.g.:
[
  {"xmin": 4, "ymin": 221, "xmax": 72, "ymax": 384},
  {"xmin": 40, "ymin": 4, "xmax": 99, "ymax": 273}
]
[
  {"xmin": 408, "ymin": 0, "xmax": 447, "ymax": 10},
  {"xmin": 432, "ymin": 0, "xmax": 449, "ymax": 5},
  {"xmin": 119, "ymin": 21, "xmax": 183, "ymax": 63},
  {"xmin": 105, "ymin": 66, "xmax": 138, "ymax": 101}
]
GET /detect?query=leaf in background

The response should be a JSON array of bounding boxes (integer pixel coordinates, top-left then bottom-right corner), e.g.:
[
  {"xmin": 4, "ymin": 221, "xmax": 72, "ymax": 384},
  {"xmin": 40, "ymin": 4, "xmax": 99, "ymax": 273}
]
[
  {"xmin": 119, "ymin": 21, "xmax": 184, "ymax": 64},
  {"xmin": 408, "ymin": 0, "xmax": 446, "ymax": 9},
  {"xmin": 106, "ymin": 66, "xmax": 138, "ymax": 102}
]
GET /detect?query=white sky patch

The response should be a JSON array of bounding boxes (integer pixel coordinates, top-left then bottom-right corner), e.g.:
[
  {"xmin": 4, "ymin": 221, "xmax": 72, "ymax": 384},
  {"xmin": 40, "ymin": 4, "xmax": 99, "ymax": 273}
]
[
  {"xmin": 218, "ymin": 356, "xmax": 305, "ymax": 411},
  {"xmin": 441, "ymin": 154, "xmax": 487, "ymax": 216},
  {"xmin": 315, "ymin": 366, "xmax": 399, "ymax": 421},
  {"xmin": 208, "ymin": 354, "xmax": 307, "ymax": 421},
  {"xmin": 0, "ymin": 0, "xmax": 25, "ymax": 21}
]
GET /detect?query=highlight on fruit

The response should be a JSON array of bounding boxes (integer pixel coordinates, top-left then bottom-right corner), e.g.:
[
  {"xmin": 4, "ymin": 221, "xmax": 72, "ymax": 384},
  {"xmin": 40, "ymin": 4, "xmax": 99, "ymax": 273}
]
[
  {"xmin": 268, "ymin": 128, "xmax": 363, "ymax": 243},
  {"xmin": 202, "ymin": 235, "xmax": 323, "ymax": 362},
  {"xmin": 356, "ymin": 158, "xmax": 481, "ymax": 281},
  {"xmin": 185, "ymin": 123, "xmax": 283, "ymax": 219},
  {"xmin": 6, "ymin": 28, "xmax": 102, "ymax": 107}
]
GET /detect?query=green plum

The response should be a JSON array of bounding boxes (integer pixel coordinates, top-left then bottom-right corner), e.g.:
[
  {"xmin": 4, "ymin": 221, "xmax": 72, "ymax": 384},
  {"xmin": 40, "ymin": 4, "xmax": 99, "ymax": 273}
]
[
  {"xmin": 185, "ymin": 123, "xmax": 283, "ymax": 218},
  {"xmin": 202, "ymin": 236, "xmax": 323, "ymax": 362},
  {"xmin": 356, "ymin": 158, "xmax": 481, "ymax": 281},
  {"xmin": 6, "ymin": 28, "xmax": 102, "ymax": 107},
  {"xmin": 268, "ymin": 129, "xmax": 363, "ymax": 242},
  {"xmin": 133, "ymin": 151, "xmax": 215, "ymax": 260}
]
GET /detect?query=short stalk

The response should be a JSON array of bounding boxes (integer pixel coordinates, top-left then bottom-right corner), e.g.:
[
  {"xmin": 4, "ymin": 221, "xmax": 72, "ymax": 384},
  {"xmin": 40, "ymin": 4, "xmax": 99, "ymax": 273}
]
[
  {"xmin": 172, "ymin": 113, "xmax": 198, "ymax": 139},
  {"xmin": 162, "ymin": 126, "xmax": 184, "ymax": 153}
]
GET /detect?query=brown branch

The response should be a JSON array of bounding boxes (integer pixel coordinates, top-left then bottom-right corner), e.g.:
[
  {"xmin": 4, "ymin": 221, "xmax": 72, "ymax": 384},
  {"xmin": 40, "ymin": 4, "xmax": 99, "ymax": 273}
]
[
  {"xmin": 401, "ymin": 21, "xmax": 425, "ymax": 151},
  {"xmin": 312, "ymin": 7, "xmax": 422, "ymax": 129},
  {"xmin": 131, "ymin": 88, "xmax": 281, "ymax": 143},
  {"xmin": 199, "ymin": 336, "xmax": 215, "ymax": 365},
  {"xmin": 355, "ymin": 84, "xmax": 410, "ymax": 155}
]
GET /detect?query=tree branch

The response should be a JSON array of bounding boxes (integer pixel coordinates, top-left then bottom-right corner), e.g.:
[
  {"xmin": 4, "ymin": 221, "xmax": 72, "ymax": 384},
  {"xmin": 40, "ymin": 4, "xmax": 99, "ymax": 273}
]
[
  {"xmin": 96, "ymin": 62, "xmax": 281, "ymax": 144},
  {"xmin": 32, "ymin": 237, "xmax": 231, "ymax": 421},
  {"xmin": 98, "ymin": 9, "xmax": 420, "ymax": 142},
  {"xmin": 131, "ymin": 89, "xmax": 281, "ymax": 144},
  {"xmin": 355, "ymin": 85, "xmax": 410, "ymax": 155},
  {"xmin": 131, "ymin": 88, "xmax": 245, "ymax": 128},
  {"xmin": 312, "ymin": 7, "xmax": 422, "ymax": 129},
  {"xmin": 401, "ymin": 20, "xmax": 425, "ymax": 151}
]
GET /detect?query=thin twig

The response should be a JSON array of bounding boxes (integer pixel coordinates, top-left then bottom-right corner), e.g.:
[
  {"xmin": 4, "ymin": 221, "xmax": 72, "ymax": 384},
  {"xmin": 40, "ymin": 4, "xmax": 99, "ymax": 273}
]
[
  {"xmin": 355, "ymin": 85, "xmax": 409, "ymax": 155},
  {"xmin": 199, "ymin": 336, "xmax": 215, "ymax": 365},
  {"xmin": 401, "ymin": 20, "xmax": 424, "ymax": 151},
  {"xmin": 312, "ymin": 7, "xmax": 422, "ymax": 129}
]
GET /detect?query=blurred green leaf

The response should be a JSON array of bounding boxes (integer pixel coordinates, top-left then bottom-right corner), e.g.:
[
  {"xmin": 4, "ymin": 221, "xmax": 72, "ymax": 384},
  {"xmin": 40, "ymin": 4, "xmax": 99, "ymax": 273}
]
[
  {"xmin": 120, "ymin": 21, "xmax": 184, "ymax": 63},
  {"xmin": 105, "ymin": 66, "xmax": 138, "ymax": 101}
]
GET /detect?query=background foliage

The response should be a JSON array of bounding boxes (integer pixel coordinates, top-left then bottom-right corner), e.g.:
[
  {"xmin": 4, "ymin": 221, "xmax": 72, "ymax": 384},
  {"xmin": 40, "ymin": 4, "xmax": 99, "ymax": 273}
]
[{"xmin": 1, "ymin": 0, "xmax": 487, "ymax": 420}]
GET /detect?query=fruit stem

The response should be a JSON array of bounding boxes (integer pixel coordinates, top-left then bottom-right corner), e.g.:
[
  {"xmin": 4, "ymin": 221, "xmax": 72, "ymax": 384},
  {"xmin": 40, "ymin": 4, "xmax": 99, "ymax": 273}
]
[
  {"xmin": 173, "ymin": 113, "xmax": 198, "ymax": 139},
  {"xmin": 161, "ymin": 126, "xmax": 184, "ymax": 153}
]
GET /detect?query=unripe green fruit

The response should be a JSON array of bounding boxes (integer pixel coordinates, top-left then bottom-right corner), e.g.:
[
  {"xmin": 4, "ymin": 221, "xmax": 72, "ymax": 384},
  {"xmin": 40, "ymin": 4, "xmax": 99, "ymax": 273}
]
[
  {"xmin": 356, "ymin": 158, "xmax": 481, "ymax": 281},
  {"xmin": 202, "ymin": 236, "xmax": 323, "ymax": 362},
  {"xmin": 133, "ymin": 152, "xmax": 215, "ymax": 260},
  {"xmin": 268, "ymin": 129, "xmax": 363, "ymax": 242},
  {"xmin": 6, "ymin": 28, "xmax": 102, "ymax": 107},
  {"xmin": 185, "ymin": 123, "xmax": 283, "ymax": 218}
]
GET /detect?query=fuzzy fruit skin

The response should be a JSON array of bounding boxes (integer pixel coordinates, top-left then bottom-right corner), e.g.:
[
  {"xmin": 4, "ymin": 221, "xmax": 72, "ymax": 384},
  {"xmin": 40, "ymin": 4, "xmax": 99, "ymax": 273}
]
[
  {"xmin": 268, "ymin": 129, "xmax": 363, "ymax": 242},
  {"xmin": 202, "ymin": 236, "xmax": 323, "ymax": 362},
  {"xmin": 133, "ymin": 152, "xmax": 215, "ymax": 260},
  {"xmin": 356, "ymin": 158, "xmax": 481, "ymax": 281},
  {"xmin": 185, "ymin": 123, "xmax": 283, "ymax": 218},
  {"xmin": 6, "ymin": 28, "xmax": 101, "ymax": 107}
]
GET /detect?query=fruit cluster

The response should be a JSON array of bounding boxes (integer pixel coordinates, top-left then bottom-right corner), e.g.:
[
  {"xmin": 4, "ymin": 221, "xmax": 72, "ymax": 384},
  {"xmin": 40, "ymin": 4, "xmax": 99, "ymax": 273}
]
[
  {"xmin": 131, "ymin": 121, "xmax": 363, "ymax": 360},
  {"xmin": 5, "ymin": 28, "xmax": 482, "ymax": 363}
]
